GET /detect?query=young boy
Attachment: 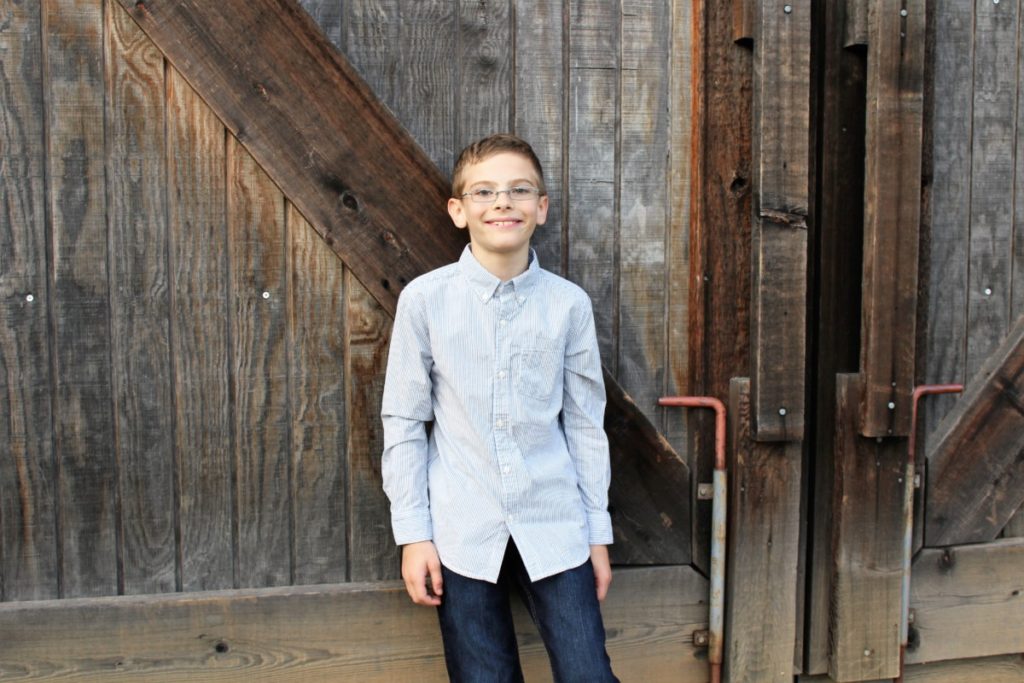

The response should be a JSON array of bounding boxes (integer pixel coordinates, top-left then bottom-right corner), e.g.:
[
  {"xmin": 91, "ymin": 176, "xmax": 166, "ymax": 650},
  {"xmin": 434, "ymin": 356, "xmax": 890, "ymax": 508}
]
[{"xmin": 381, "ymin": 134, "xmax": 618, "ymax": 682}]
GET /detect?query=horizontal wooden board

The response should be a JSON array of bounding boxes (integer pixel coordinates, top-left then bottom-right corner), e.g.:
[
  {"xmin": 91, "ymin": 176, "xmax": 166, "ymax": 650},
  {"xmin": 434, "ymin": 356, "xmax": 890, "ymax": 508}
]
[
  {"xmin": 0, "ymin": 565, "xmax": 709, "ymax": 682},
  {"xmin": 907, "ymin": 539, "xmax": 1024, "ymax": 665},
  {"xmin": 800, "ymin": 654, "xmax": 1024, "ymax": 683}
]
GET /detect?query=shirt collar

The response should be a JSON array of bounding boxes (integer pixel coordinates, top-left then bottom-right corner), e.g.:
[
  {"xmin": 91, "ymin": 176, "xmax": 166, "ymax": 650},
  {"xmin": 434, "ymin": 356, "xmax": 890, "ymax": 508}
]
[{"xmin": 458, "ymin": 245, "xmax": 541, "ymax": 303}]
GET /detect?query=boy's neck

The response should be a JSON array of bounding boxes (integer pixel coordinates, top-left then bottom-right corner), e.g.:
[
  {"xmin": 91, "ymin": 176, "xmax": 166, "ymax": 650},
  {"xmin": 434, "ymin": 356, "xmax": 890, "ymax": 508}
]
[{"xmin": 471, "ymin": 244, "xmax": 530, "ymax": 282}]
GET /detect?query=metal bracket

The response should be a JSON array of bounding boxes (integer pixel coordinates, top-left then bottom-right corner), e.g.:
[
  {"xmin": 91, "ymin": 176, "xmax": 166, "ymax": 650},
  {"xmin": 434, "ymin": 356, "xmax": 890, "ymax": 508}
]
[
  {"xmin": 693, "ymin": 629, "xmax": 710, "ymax": 648},
  {"xmin": 697, "ymin": 483, "xmax": 714, "ymax": 500}
]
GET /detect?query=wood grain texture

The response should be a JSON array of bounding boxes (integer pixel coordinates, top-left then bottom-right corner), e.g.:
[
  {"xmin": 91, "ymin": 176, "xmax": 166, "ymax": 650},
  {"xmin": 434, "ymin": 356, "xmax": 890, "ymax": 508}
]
[
  {"xmin": 966, "ymin": 0, "xmax": 1018, "ymax": 381},
  {"xmin": 0, "ymin": 565, "xmax": 709, "ymax": 682},
  {"xmin": 859, "ymin": 0, "xmax": 925, "ymax": 437},
  {"xmin": 44, "ymin": 0, "xmax": 117, "ymax": 598},
  {"xmin": 663, "ymin": 0, "xmax": 695, "ymax": 467},
  {"xmin": 345, "ymin": 271, "xmax": 398, "ymax": 581},
  {"xmin": 567, "ymin": 0, "xmax": 618, "ymax": 366},
  {"xmin": 514, "ymin": 0, "xmax": 565, "ymax": 275},
  {"xmin": 724, "ymin": 378, "xmax": 801, "ymax": 683},
  {"xmin": 805, "ymin": 0, "xmax": 866, "ymax": 672},
  {"xmin": 298, "ymin": 0, "xmax": 343, "ymax": 50},
  {"xmin": 343, "ymin": 0, "xmax": 457, "ymax": 176},
  {"xmin": 731, "ymin": 0, "xmax": 754, "ymax": 42},
  {"xmin": 105, "ymin": 0, "xmax": 176, "ymax": 595},
  {"xmin": 907, "ymin": 539, "xmax": 1024, "ymax": 665},
  {"xmin": 1004, "ymin": 506, "xmax": 1024, "ymax": 538},
  {"xmin": 801, "ymin": 655, "xmax": 1024, "ymax": 683},
  {"xmin": 456, "ymin": 0, "xmax": 511, "ymax": 148},
  {"xmin": 925, "ymin": 315, "xmax": 1024, "ymax": 546},
  {"xmin": 843, "ymin": 0, "xmax": 868, "ymax": 47},
  {"xmin": 166, "ymin": 66, "xmax": 233, "ymax": 592},
  {"xmin": 619, "ymin": 0, "xmax": 669, "ymax": 431},
  {"xmin": 922, "ymin": 1, "xmax": 973, "ymax": 454},
  {"xmin": 830, "ymin": 374, "xmax": 904, "ymax": 681},
  {"xmin": 287, "ymin": 203, "xmax": 347, "ymax": 585},
  {"xmin": 0, "ymin": 0, "xmax": 59, "ymax": 601},
  {"xmin": 750, "ymin": 0, "xmax": 809, "ymax": 441},
  {"xmin": 117, "ymin": 0, "xmax": 467, "ymax": 319},
  {"xmin": 227, "ymin": 137, "xmax": 291, "ymax": 588},
  {"xmin": 688, "ymin": 0, "xmax": 752, "ymax": 574}
]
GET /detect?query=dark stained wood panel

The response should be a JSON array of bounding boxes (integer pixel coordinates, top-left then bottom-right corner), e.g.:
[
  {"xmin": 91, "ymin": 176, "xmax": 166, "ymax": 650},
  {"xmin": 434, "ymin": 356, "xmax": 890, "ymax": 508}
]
[
  {"xmin": 456, "ymin": 0, "xmax": 511, "ymax": 148},
  {"xmin": 922, "ymin": 1, "xmax": 973, "ymax": 454},
  {"xmin": 724, "ymin": 379, "xmax": 801, "ymax": 682},
  {"xmin": 619, "ymin": 0, "xmax": 669, "ymax": 430},
  {"xmin": 965, "ymin": 0, "xmax": 1018, "ymax": 382},
  {"xmin": 858, "ymin": 0, "xmax": 926, "ymax": 437},
  {"xmin": 907, "ymin": 539, "xmax": 1024, "ymax": 666},
  {"xmin": 43, "ymin": 0, "xmax": 117, "ymax": 598},
  {"xmin": 345, "ymin": 271, "xmax": 399, "ymax": 581},
  {"xmin": 514, "ymin": 0, "xmax": 566, "ymax": 275},
  {"xmin": 688, "ymin": 0, "xmax": 752, "ymax": 573},
  {"xmin": 166, "ymin": 66, "xmax": 233, "ymax": 591},
  {"xmin": 0, "ymin": 0, "xmax": 59, "ymax": 601},
  {"xmin": 731, "ymin": 0, "xmax": 754, "ymax": 43},
  {"xmin": 287, "ymin": 203, "xmax": 348, "ymax": 586},
  {"xmin": 0, "ymin": 565, "xmax": 709, "ymax": 682},
  {"xmin": 105, "ymin": 1, "xmax": 176, "ymax": 595},
  {"xmin": 830, "ymin": 374, "xmax": 904, "ymax": 681},
  {"xmin": 227, "ymin": 137, "xmax": 291, "ymax": 588},
  {"xmin": 749, "ymin": 0, "xmax": 809, "ymax": 442},
  {"xmin": 925, "ymin": 315, "xmax": 1024, "ymax": 547},
  {"xmin": 805, "ymin": 0, "xmax": 866, "ymax": 671},
  {"xmin": 567, "ymin": 0, "xmax": 618, "ymax": 366},
  {"xmin": 843, "ymin": 0, "xmax": 868, "ymax": 47}
]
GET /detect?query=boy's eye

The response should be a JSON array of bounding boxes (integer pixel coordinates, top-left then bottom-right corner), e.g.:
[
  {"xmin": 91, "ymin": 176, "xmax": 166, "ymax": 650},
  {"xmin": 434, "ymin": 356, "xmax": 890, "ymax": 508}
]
[
  {"xmin": 472, "ymin": 188, "xmax": 497, "ymax": 201},
  {"xmin": 509, "ymin": 186, "xmax": 536, "ymax": 199}
]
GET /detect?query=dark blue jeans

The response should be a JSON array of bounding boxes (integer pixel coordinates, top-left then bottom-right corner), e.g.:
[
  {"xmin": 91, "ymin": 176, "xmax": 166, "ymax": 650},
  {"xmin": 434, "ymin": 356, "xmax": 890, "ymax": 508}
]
[{"xmin": 436, "ymin": 541, "xmax": 618, "ymax": 683}]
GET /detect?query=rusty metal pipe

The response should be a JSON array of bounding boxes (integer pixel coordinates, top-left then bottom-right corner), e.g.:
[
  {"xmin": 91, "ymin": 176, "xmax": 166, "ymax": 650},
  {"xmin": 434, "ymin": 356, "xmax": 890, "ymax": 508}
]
[
  {"xmin": 896, "ymin": 383, "xmax": 963, "ymax": 682},
  {"xmin": 658, "ymin": 396, "xmax": 726, "ymax": 683}
]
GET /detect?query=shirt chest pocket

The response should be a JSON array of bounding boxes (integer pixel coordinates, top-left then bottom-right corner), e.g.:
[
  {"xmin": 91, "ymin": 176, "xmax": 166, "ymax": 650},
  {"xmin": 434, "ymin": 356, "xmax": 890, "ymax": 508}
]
[{"xmin": 514, "ymin": 343, "xmax": 563, "ymax": 402}]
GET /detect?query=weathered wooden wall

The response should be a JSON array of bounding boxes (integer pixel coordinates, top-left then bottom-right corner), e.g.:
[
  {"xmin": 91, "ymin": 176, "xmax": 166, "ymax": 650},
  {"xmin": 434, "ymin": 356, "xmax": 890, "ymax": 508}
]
[{"xmin": 0, "ymin": 0, "xmax": 696, "ymax": 601}]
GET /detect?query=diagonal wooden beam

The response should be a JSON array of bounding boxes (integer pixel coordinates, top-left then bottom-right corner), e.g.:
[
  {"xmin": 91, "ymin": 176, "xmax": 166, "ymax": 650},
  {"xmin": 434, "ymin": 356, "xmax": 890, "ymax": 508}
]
[
  {"xmin": 115, "ymin": 0, "xmax": 690, "ymax": 563},
  {"xmin": 925, "ymin": 314, "xmax": 1024, "ymax": 547}
]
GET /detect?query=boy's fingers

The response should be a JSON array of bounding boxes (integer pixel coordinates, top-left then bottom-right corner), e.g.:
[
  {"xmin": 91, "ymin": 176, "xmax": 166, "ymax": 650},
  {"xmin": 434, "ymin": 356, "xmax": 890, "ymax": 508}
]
[{"xmin": 428, "ymin": 559, "xmax": 444, "ymax": 597}]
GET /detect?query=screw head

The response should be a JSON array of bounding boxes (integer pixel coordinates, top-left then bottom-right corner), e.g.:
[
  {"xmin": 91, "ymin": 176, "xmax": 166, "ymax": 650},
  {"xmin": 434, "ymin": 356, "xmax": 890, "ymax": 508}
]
[
  {"xmin": 900, "ymin": 9, "xmax": 908, "ymax": 16},
  {"xmin": 888, "ymin": 401, "xmax": 896, "ymax": 410},
  {"xmin": 783, "ymin": 4, "xmax": 792, "ymax": 13},
  {"xmin": 778, "ymin": 407, "xmax": 787, "ymax": 416},
  {"xmin": 25, "ymin": 294, "xmax": 34, "ymax": 302},
  {"xmin": 984, "ymin": 287, "xmax": 993, "ymax": 296},
  {"xmin": 262, "ymin": 291, "xmax": 271, "ymax": 300}
]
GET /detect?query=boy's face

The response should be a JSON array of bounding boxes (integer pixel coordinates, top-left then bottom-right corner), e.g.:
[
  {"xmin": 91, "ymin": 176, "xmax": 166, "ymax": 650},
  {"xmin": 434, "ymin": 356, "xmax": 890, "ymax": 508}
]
[{"xmin": 447, "ymin": 152, "xmax": 548, "ymax": 263}]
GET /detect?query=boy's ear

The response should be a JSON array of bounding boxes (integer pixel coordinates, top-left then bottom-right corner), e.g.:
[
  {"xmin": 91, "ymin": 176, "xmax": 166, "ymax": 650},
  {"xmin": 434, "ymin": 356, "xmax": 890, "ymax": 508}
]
[
  {"xmin": 447, "ymin": 197, "xmax": 468, "ymax": 229},
  {"xmin": 536, "ymin": 194, "xmax": 549, "ymax": 226}
]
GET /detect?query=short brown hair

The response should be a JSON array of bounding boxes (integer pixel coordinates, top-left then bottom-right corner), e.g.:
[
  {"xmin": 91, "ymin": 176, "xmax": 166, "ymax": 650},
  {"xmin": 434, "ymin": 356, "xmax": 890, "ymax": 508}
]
[{"xmin": 451, "ymin": 134, "xmax": 546, "ymax": 197}]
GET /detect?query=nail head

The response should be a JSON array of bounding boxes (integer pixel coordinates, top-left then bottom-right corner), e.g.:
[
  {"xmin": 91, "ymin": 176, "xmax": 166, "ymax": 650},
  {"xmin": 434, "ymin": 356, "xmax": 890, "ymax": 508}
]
[
  {"xmin": 25, "ymin": 294, "xmax": 34, "ymax": 302},
  {"xmin": 900, "ymin": 9, "xmax": 908, "ymax": 16},
  {"xmin": 778, "ymin": 407, "xmax": 787, "ymax": 416},
  {"xmin": 784, "ymin": 4, "xmax": 792, "ymax": 13},
  {"xmin": 262, "ymin": 291, "xmax": 271, "ymax": 299}
]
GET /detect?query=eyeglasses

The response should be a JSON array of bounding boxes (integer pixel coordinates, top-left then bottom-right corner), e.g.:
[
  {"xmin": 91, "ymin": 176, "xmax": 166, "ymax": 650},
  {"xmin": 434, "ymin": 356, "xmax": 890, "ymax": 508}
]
[{"xmin": 460, "ymin": 186, "xmax": 542, "ymax": 203}]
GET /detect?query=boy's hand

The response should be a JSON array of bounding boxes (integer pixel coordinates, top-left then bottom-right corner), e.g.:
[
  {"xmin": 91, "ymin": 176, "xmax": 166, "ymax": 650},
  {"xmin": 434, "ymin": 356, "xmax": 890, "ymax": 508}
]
[
  {"xmin": 402, "ymin": 541, "xmax": 443, "ymax": 606},
  {"xmin": 590, "ymin": 544, "xmax": 612, "ymax": 602}
]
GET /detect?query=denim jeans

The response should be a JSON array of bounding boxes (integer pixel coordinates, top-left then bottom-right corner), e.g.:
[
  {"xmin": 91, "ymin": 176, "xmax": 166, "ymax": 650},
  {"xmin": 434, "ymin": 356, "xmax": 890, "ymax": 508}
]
[{"xmin": 436, "ymin": 541, "xmax": 619, "ymax": 683}]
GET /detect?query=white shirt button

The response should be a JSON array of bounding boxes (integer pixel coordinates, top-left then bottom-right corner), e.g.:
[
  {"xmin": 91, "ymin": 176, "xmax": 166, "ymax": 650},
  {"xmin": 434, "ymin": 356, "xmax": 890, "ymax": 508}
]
[
  {"xmin": 507, "ymin": 514, "xmax": 515, "ymax": 523},
  {"xmin": 499, "ymin": 319, "xmax": 508, "ymax": 326},
  {"xmin": 502, "ymin": 465, "xmax": 511, "ymax": 474},
  {"xmin": 497, "ymin": 370, "xmax": 507, "ymax": 379},
  {"xmin": 495, "ymin": 419, "xmax": 504, "ymax": 429},
  {"xmin": 517, "ymin": 296, "xmax": 525, "ymax": 304}
]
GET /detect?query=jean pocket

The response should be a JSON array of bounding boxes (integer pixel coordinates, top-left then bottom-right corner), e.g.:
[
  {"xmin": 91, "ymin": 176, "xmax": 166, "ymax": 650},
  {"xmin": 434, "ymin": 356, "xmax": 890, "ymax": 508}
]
[{"xmin": 515, "ymin": 345, "xmax": 562, "ymax": 402}]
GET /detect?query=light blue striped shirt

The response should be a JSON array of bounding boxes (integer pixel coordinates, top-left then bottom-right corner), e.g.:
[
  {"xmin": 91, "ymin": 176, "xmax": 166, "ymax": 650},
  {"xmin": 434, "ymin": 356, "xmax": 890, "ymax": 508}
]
[{"xmin": 381, "ymin": 245, "xmax": 613, "ymax": 582}]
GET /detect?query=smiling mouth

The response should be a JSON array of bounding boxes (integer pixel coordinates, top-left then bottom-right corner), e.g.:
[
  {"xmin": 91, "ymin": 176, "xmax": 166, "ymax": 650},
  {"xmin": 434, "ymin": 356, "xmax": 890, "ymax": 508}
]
[{"xmin": 487, "ymin": 219, "xmax": 522, "ymax": 228}]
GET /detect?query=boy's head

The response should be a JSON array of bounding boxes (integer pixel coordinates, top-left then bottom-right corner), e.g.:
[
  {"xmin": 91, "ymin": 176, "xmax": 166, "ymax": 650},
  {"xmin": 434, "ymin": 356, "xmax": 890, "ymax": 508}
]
[{"xmin": 451, "ymin": 134, "xmax": 546, "ymax": 198}]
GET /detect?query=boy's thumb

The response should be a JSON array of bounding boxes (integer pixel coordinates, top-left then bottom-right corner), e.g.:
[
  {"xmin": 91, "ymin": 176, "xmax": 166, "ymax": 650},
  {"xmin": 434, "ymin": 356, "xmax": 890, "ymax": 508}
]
[{"xmin": 430, "ymin": 566, "xmax": 444, "ymax": 596}]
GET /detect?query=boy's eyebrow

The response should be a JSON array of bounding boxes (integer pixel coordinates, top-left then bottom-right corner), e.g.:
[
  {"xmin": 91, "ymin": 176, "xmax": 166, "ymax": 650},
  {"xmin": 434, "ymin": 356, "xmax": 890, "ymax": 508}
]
[{"xmin": 466, "ymin": 177, "xmax": 539, "ymax": 188}]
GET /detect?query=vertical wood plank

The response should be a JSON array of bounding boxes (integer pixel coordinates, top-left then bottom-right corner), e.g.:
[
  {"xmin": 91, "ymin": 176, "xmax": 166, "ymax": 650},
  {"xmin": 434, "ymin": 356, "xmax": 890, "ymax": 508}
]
[
  {"xmin": 105, "ymin": 0, "xmax": 176, "ymax": 595},
  {"xmin": 514, "ymin": 0, "xmax": 565, "ymax": 275},
  {"xmin": 620, "ymin": 0, "xmax": 669, "ymax": 428},
  {"xmin": 966, "ymin": 0, "xmax": 1017, "ymax": 380},
  {"xmin": 843, "ymin": 0, "xmax": 868, "ymax": 47},
  {"xmin": 830, "ymin": 374, "xmax": 904, "ymax": 681},
  {"xmin": 805, "ymin": 0, "xmax": 867, "ymax": 671},
  {"xmin": 750, "ymin": 0, "xmax": 810, "ymax": 441},
  {"xmin": 288, "ymin": 204, "xmax": 348, "ymax": 585},
  {"xmin": 343, "ymin": 1, "xmax": 456, "ymax": 175},
  {"xmin": 663, "ymin": 0, "xmax": 694, "ymax": 465},
  {"xmin": 0, "ymin": 0, "xmax": 59, "ymax": 601},
  {"xmin": 456, "ymin": 0, "xmax": 511, "ymax": 147},
  {"xmin": 567, "ymin": 0, "xmax": 619, "ymax": 369},
  {"xmin": 345, "ymin": 271, "xmax": 399, "ymax": 581},
  {"xmin": 732, "ymin": 0, "xmax": 754, "ymax": 43},
  {"xmin": 688, "ymin": 0, "xmax": 753, "ymax": 572},
  {"xmin": 922, "ymin": 2, "xmax": 973, "ymax": 454},
  {"xmin": 166, "ymin": 66, "xmax": 233, "ymax": 592},
  {"xmin": 44, "ymin": 0, "xmax": 117, "ymax": 598},
  {"xmin": 227, "ymin": 137, "xmax": 291, "ymax": 588},
  {"xmin": 298, "ymin": 0, "xmax": 344, "ymax": 50},
  {"xmin": 859, "ymin": 0, "xmax": 926, "ymax": 437},
  {"xmin": 724, "ymin": 378, "xmax": 801, "ymax": 682}
]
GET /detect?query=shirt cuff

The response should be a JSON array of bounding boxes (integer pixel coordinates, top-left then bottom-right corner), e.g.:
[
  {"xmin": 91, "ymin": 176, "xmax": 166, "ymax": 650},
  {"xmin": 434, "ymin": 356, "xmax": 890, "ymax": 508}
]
[
  {"xmin": 392, "ymin": 512, "xmax": 433, "ymax": 546},
  {"xmin": 586, "ymin": 510, "xmax": 614, "ymax": 545}
]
